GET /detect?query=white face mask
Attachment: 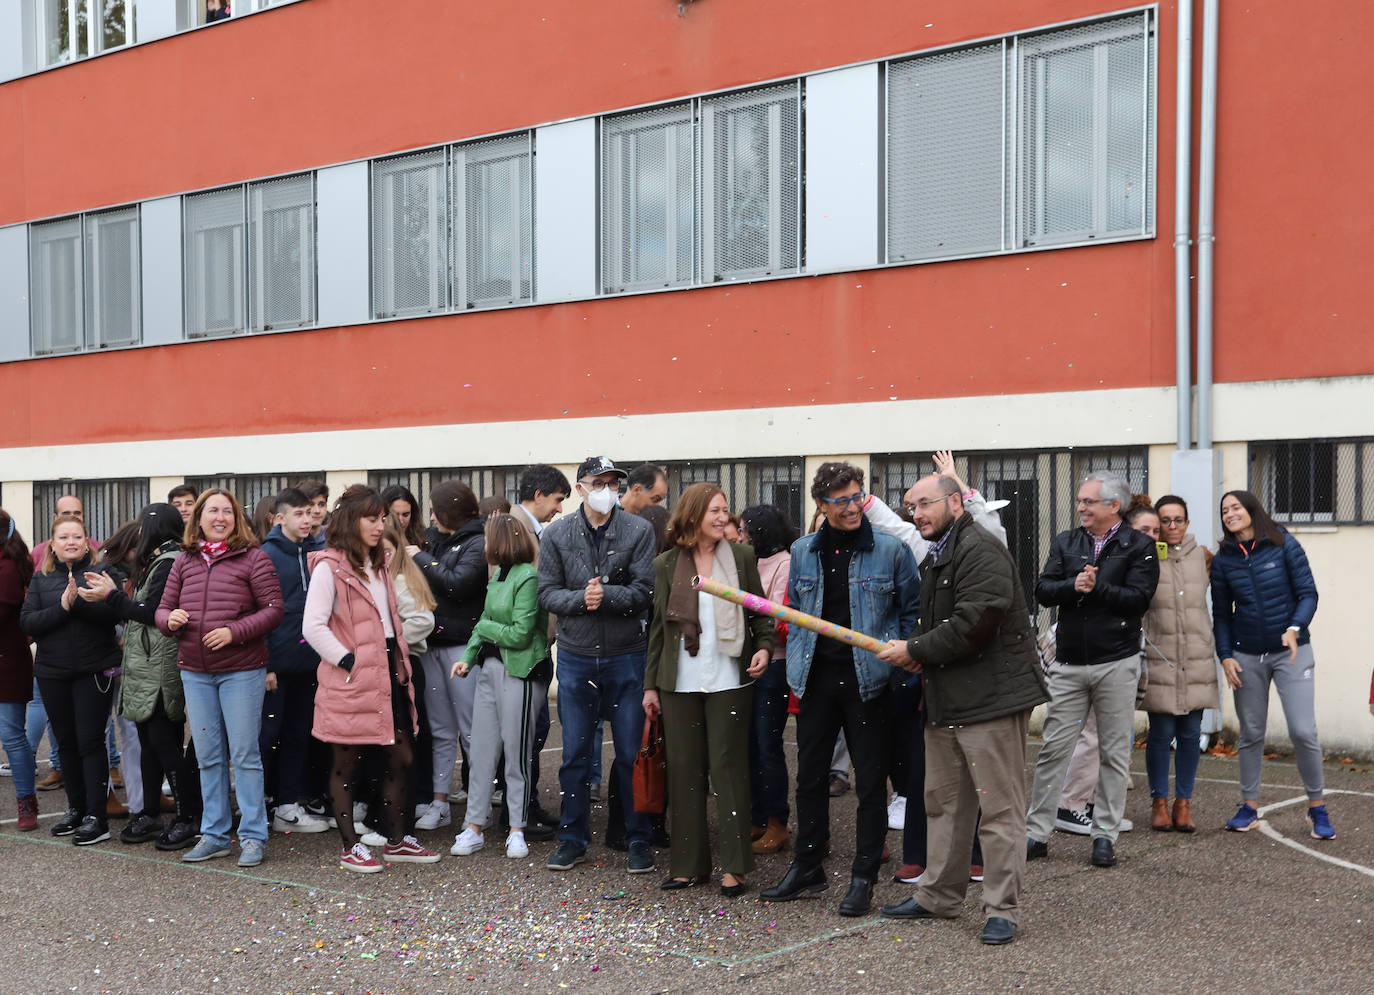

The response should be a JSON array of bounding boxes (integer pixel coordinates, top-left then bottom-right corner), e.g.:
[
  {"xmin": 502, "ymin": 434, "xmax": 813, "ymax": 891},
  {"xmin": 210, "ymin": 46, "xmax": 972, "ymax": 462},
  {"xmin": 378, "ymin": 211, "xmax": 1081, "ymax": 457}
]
[{"xmin": 583, "ymin": 486, "xmax": 617, "ymax": 516}]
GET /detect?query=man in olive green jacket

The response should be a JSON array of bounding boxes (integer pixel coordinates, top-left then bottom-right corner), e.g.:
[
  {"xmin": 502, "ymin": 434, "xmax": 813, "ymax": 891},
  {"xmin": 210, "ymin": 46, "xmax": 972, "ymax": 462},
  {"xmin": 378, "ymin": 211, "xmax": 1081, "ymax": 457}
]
[{"xmin": 876, "ymin": 474, "xmax": 1047, "ymax": 946}]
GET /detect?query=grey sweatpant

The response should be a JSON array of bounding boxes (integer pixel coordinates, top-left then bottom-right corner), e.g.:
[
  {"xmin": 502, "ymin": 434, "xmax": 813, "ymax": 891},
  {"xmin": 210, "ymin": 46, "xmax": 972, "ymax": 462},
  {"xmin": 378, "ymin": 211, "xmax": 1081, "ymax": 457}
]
[
  {"xmin": 418, "ymin": 644, "xmax": 476, "ymax": 796},
  {"xmin": 1232, "ymin": 643, "xmax": 1324, "ymax": 800},
  {"xmin": 462, "ymin": 656, "xmax": 546, "ymax": 830}
]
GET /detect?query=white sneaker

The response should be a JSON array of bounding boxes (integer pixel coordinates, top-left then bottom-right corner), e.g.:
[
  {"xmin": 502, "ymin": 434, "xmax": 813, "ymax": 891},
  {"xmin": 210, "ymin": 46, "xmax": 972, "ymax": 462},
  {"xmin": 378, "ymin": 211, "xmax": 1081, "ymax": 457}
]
[
  {"xmin": 361, "ymin": 830, "xmax": 387, "ymax": 847},
  {"xmin": 505, "ymin": 831, "xmax": 529, "ymax": 859},
  {"xmin": 1120, "ymin": 817, "xmax": 1134, "ymax": 833},
  {"xmin": 272, "ymin": 803, "xmax": 330, "ymax": 834},
  {"xmin": 451, "ymin": 827, "xmax": 485, "ymax": 856},
  {"xmin": 447, "ymin": 788, "xmax": 468, "ymax": 804},
  {"xmin": 0, "ymin": 762, "xmax": 12, "ymax": 776},
  {"xmin": 415, "ymin": 801, "xmax": 451, "ymax": 831},
  {"xmin": 887, "ymin": 794, "xmax": 907, "ymax": 831}
]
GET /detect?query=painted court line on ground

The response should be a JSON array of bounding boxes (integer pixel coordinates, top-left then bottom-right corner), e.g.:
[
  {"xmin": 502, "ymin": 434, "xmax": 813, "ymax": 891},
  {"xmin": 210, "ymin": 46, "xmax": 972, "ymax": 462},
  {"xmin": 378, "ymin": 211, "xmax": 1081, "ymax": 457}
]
[{"xmin": 1255, "ymin": 789, "xmax": 1374, "ymax": 879}]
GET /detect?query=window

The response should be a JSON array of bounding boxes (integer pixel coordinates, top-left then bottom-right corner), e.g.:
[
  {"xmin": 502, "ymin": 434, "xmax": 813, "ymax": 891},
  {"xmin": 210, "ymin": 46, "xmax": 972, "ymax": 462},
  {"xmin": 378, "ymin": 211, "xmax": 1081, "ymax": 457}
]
[
  {"xmin": 656, "ymin": 458, "xmax": 804, "ymax": 530},
  {"xmin": 601, "ymin": 104, "xmax": 694, "ymax": 293},
  {"xmin": 33, "ymin": 477, "xmax": 149, "ymax": 545},
  {"xmin": 185, "ymin": 472, "xmax": 323, "ymax": 513},
  {"xmin": 372, "ymin": 150, "xmax": 448, "ymax": 319},
  {"xmin": 1248, "ymin": 439, "xmax": 1374, "ymax": 525},
  {"xmin": 368, "ymin": 467, "xmax": 524, "ymax": 518},
  {"xmin": 453, "ymin": 134, "xmax": 533, "ymax": 309},
  {"xmin": 185, "ymin": 174, "xmax": 315, "ymax": 337},
  {"xmin": 36, "ymin": 0, "xmax": 136, "ymax": 68},
  {"xmin": 700, "ymin": 83, "xmax": 802, "ymax": 282},
  {"xmin": 30, "ymin": 207, "xmax": 141, "ymax": 356}
]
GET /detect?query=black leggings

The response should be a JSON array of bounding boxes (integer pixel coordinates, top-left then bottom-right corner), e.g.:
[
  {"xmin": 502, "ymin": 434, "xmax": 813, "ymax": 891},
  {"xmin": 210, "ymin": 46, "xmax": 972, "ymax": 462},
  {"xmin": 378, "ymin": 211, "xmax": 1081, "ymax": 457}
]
[
  {"xmin": 330, "ymin": 737, "xmax": 413, "ymax": 847},
  {"xmin": 38, "ymin": 673, "xmax": 114, "ymax": 820},
  {"xmin": 135, "ymin": 701, "xmax": 202, "ymax": 822}
]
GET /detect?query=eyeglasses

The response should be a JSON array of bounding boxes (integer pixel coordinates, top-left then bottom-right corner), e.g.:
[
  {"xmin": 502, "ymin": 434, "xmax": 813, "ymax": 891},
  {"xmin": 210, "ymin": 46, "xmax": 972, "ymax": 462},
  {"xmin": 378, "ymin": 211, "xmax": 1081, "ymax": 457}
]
[
  {"xmin": 1076, "ymin": 497, "xmax": 1107, "ymax": 507},
  {"xmin": 580, "ymin": 478, "xmax": 622, "ymax": 492},
  {"xmin": 821, "ymin": 491, "xmax": 867, "ymax": 508},
  {"xmin": 903, "ymin": 494, "xmax": 954, "ymax": 515},
  {"xmin": 1159, "ymin": 517, "xmax": 1187, "ymax": 526}
]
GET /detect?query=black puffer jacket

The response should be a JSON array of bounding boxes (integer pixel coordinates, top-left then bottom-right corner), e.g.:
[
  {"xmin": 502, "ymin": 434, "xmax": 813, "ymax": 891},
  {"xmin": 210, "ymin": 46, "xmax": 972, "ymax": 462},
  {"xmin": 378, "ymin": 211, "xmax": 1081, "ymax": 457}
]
[
  {"xmin": 537, "ymin": 507, "xmax": 655, "ymax": 657},
  {"xmin": 1035, "ymin": 522, "xmax": 1159, "ymax": 665},
  {"xmin": 907, "ymin": 514, "xmax": 1048, "ymax": 725},
  {"xmin": 413, "ymin": 518, "xmax": 487, "ymax": 647},
  {"xmin": 20, "ymin": 553, "xmax": 123, "ymax": 679}
]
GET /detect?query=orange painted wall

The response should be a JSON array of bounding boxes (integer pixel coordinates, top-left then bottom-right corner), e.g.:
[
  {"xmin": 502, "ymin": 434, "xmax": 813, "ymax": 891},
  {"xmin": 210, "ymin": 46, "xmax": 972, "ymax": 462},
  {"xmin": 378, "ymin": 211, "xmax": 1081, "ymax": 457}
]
[{"xmin": 1, "ymin": 0, "xmax": 1371, "ymax": 452}]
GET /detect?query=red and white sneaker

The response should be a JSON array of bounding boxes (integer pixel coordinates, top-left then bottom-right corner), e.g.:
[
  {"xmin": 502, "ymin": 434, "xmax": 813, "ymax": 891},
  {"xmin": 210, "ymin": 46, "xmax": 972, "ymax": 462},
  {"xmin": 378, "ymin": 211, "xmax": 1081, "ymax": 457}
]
[
  {"xmin": 384, "ymin": 835, "xmax": 441, "ymax": 864},
  {"xmin": 340, "ymin": 842, "xmax": 383, "ymax": 874}
]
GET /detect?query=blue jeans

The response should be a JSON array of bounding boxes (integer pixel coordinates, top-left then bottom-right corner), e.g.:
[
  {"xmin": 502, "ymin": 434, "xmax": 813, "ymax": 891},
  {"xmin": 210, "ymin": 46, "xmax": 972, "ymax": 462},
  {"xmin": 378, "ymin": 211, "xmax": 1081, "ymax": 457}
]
[
  {"xmin": 554, "ymin": 649, "xmax": 650, "ymax": 850},
  {"xmin": 748, "ymin": 657, "xmax": 790, "ymax": 825},
  {"xmin": 182, "ymin": 668, "xmax": 268, "ymax": 846},
  {"xmin": 1146, "ymin": 709, "xmax": 1204, "ymax": 800},
  {"xmin": 0, "ymin": 702, "xmax": 36, "ymax": 796},
  {"xmin": 27, "ymin": 678, "xmax": 59, "ymax": 773}
]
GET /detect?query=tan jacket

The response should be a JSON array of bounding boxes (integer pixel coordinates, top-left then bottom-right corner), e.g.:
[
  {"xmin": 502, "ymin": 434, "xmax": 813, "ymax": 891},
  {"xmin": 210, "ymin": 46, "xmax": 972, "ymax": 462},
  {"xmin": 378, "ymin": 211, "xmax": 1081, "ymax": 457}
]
[{"xmin": 1141, "ymin": 534, "xmax": 1220, "ymax": 714}]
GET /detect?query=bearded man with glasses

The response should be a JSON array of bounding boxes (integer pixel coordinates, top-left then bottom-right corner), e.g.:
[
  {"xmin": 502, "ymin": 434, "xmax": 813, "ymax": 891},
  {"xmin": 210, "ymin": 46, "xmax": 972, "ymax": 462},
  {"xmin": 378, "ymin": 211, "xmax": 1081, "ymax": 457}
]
[{"xmin": 760, "ymin": 462, "xmax": 920, "ymax": 917}]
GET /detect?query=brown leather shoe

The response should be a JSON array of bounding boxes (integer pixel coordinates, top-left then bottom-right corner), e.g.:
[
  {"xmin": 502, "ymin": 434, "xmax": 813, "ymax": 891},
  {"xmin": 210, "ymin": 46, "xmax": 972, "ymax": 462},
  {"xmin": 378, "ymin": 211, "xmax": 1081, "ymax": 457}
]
[
  {"xmin": 1172, "ymin": 798, "xmax": 1196, "ymax": 834},
  {"xmin": 1151, "ymin": 797, "xmax": 1173, "ymax": 832},
  {"xmin": 109, "ymin": 766, "xmax": 124, "ymax": 789},
  {"xmin": 36, "ymin": 769, "xmax": 63, "ymax": 791},
  {"xmin": 750, "ymin": 824, "xmax": 766, "ymax": 842},
  {"xmin": 752, "ymin": 818, "xmax": 791, "ymax": 855},
  {"xmin": 106, "ymin": 789, "xmax": 129, "ymax": 819}
]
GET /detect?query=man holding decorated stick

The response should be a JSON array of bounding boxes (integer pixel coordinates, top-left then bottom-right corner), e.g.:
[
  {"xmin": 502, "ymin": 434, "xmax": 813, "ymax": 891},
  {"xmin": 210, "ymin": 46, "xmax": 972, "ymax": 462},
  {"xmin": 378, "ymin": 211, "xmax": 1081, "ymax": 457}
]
[
  {"xmin": 875, "ymin": 474, "xmax": 1047, "ymax": 945},
  {"xmin": 760, "ymin": 462, "xmax": 920, "ymax": 916}
]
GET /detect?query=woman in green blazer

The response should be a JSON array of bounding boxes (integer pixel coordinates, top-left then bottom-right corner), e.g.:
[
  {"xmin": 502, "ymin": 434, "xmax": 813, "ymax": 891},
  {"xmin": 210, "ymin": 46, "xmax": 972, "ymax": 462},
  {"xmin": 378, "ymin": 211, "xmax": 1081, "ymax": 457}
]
[{"xmin": 644, "ymin": 483, "xmax": 773, "ymax": 897}]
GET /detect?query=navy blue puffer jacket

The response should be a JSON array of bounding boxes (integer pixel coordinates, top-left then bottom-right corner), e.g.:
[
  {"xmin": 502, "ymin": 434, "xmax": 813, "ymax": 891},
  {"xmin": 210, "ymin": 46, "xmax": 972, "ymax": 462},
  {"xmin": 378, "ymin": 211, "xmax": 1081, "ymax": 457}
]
[{"xmin": 1210, "ymin": 531, "xmax": 1317, "ymax": 656}]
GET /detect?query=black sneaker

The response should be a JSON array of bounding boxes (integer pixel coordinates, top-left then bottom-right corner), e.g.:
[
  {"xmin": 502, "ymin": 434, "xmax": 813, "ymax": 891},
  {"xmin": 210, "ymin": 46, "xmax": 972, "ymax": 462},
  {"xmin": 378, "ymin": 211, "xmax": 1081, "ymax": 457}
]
[
  {"xmin": 156, "ymin": 817, "xmax": 201, "ymax": 851},
  {"xmin": 547, "ymin": 842, "xmax": 586, "ymax": 871},
  {"xmin": 1054, "ymin": 807, "xmax": 1093, "ymax": 836},
  {"xmin": 627, "ymin": 841, "xmax": 655, "ymax": 874},
  {"xmin": 74, "ymin": 816, "xmax": 110, "ymax": 846},
  {"xmin": 51, "ymin": 808, "xmax": 81, "ymax": 837},
  {"xmin": 120, "ymin": 813, "xmax": 164, "ymax": 844}
]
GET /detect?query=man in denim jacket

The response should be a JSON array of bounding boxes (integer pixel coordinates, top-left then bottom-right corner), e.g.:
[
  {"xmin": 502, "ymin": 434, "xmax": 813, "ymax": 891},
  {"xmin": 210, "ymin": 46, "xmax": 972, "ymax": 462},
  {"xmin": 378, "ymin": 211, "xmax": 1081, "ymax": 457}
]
[{"xmin": 761, "ymin": 462, "xmax": 920, "ymax": 917}]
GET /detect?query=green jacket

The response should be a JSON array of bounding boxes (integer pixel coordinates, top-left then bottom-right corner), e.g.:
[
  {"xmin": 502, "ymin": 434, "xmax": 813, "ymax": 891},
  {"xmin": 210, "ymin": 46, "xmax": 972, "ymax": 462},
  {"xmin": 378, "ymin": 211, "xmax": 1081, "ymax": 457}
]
[
  {"xmin": 460, "ymin": 562, "xmax": 549, "ymax": 678},
  {"xmin": 117, "ymin": 550, "xmax": 185, "ymax": 723},
  {"xmin": 646, "ymin": 544, "xmax": 774, "ymax": 692},
  {"xmin": 907, "ymin": 513, "xmax": 1048, "ymax": 726}
]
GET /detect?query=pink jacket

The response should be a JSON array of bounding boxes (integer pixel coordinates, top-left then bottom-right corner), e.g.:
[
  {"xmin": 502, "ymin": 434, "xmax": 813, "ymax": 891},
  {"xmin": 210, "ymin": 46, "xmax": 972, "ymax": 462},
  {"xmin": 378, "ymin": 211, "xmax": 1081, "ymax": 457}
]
[
  {"xmin": 757, "ymin": 550, "xmax": 791, "ymax": 660},
  {"xmin": 155, "ymin": 547, "xmax": 283, "ymax": 674},
  {"xmin": 305, "ymin": 548, "xmax": 417, "ymax": 746}
]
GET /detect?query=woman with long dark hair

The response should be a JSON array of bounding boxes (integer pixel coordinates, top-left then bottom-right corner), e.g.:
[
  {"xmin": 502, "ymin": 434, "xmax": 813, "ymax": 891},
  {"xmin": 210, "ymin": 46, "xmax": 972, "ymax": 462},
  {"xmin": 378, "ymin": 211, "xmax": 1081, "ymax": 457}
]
[
  {"xmin": 81, "ymin": 504, "xmax": 204, "ymax": 849},
  {"xmin": 0, "ymin": 508, "xmax": 38, "ymax": 831},
  {"xmin": 1211, "ymin": 489, "xmax": 1332, "ymax": 839},
  {"xmin": 381, "ymin": 484, "xmax": 427, "ymax": 551}
]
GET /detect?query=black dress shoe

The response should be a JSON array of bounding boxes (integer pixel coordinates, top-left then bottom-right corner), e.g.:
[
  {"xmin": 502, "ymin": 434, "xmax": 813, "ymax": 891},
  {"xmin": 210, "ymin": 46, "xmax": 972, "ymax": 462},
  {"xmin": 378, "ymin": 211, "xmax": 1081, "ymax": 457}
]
[
  {"xmin": 522, "ymin": 823, "xmax": 556, "ymax": 842},
  {"xmin": 760, "ymin": 864, "xmax": 828, "ymax": 901},
  {"xmin": 880, "ymin": 897, "xmax": 939, "ymax": 920},
  {"xmin": 981, "ymin": 917, "xmax": 1017, "ymax": 945},
  {"xmin": 1090, "ymin": 837, "xmax": 1116, "ymax": 867},
  {"xmin": 659, "ymin": 876, "xmax": 703, "ymax": 891},
  {"xmin": 720, "ymin": 879, "xmax": 748, "ymax": 898},
  {"xmin": 837, "ymin": 876, "xmax": 874, "ymax": 917},
  {"xmin": 1026, "ymin": 836, "xmax": 1048, "ymax": 861}
]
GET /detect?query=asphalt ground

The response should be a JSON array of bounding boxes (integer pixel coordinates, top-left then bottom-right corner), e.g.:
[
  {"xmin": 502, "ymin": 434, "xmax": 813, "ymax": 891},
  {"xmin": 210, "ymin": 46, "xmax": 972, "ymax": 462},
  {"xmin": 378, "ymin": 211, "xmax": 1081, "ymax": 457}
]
[{"xmin": 2, "ymin": 725, "xmax": 1372, "ymax": 995}]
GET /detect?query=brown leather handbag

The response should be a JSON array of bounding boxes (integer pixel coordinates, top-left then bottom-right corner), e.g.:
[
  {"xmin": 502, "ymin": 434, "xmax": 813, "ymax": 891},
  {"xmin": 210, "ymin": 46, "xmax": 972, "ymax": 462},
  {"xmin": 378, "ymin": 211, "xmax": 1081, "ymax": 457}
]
[{"xmin": 633, "ymin": 716, "xmax": 667, "ymax": 814}]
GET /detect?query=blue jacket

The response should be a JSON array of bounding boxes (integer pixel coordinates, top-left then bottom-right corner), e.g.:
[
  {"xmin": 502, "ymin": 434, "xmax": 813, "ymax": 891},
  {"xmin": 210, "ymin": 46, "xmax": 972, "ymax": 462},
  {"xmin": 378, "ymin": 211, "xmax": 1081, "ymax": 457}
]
[
  {"xmin": 1211, "ymin": 531, "xmax": 1317, "ymax": 656},
  {"xmin": 261, "ymin": 525, "xmax": 317, "ymax": 674},
  {"xmin": 785, "ymin": 518, "xmax": 921, "ymax": 702}
]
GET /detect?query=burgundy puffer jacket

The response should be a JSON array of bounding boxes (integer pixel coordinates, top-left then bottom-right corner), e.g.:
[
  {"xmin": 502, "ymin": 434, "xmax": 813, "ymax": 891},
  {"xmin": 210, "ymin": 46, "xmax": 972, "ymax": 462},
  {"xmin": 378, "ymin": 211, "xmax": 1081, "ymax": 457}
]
[{"xmin": 155, "ymin": 546, "xmax": 284, "ymax": 673}]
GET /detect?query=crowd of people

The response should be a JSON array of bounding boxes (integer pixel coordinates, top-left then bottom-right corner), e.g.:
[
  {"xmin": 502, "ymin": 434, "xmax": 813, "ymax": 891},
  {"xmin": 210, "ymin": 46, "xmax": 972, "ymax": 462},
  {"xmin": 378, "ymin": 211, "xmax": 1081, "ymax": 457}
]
[{"xmin": 0, "ymin": 453, "xmax": 1357, "ymax": 946}]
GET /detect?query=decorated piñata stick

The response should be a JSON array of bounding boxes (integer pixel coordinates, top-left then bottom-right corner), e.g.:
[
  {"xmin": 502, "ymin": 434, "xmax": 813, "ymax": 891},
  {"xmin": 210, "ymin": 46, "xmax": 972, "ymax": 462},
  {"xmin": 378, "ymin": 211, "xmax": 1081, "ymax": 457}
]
[{"xmin": 692, "ymin": 575, "xmax": 887, "ymax": 654}]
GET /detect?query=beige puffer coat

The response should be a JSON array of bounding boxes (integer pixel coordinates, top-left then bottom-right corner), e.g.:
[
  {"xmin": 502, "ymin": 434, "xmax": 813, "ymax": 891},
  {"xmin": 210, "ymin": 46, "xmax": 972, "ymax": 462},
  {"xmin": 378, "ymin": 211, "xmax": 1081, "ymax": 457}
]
[{"xmin": 1141, "ymin": 534, "xmax": 1219, "ymax": 714}]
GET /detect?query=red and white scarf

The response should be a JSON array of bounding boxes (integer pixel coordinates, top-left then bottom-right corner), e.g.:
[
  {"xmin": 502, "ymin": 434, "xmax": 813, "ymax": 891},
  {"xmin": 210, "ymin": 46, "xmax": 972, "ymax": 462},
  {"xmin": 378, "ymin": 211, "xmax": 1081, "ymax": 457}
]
[{"xmin": 199, "ymin": 540, "xmax": 230, "ymax": 565}]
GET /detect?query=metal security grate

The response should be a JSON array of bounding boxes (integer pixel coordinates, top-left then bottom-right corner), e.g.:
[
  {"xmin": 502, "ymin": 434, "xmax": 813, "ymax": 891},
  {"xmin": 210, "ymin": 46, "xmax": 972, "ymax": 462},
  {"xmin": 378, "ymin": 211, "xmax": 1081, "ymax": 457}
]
[
  {"xmin": 186, "ymin": 473, "xmax": 326, "ymax": 516},
  {"xmin": 1249, "ymin": 439, "xmax": 1374, "ymax": 525},
  {"xmin": 887, "ymin": 42, "xmax": 1006, "ymax": 260},
  {"xmin": 372, "ymin": 149, "xmax": 448, "ymax": 318},
  {"xmin": 29, "ymin": 217, "xmax": 84, "ymax": 355},
  {"xmin": 656, "ymin": 458, "xmax": 804, "ymax": 530},
  {"xmin": 1019, "ymin": 13, "xmax": 1152, "ymax": 245},
  {"xmin": 33, "ymin": 478, "xmax": 149, "ymax": 546},
  {"xmin": 83, "ymin": 206, "xmax": 140, "ymax": 349},
  {"xmin": 369, "ymin": 467, "xmax": 525, "ymax": 521},
  {"xmin": 601, "ymin": 104, "xmax": 695, "ymax": 292},
  {"xmin": 453, "ymin": 134, "xmax": 533, "ymax": 310},
  {"xmin": 249, "ymin": 173, "xmax": 315, "ymax": 332},
  {"xmin": 700, "ymin": 83, "xmax": 801, "ymax": 282},
  {"xmin": 184, "ymin": 187, "xmax": 246, "ymax": 338}
]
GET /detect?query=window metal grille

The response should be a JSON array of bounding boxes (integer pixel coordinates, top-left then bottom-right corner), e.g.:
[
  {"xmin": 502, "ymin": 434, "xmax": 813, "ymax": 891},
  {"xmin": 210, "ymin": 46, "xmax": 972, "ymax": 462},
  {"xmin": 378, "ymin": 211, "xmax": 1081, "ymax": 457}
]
[
  {"xmin": 1249, "ymin": 439, "xmax": 1374, "ymax": 525},
  {"xmin": 185, "ymin": 473, "xmax": 325, "ymax": 515},
  {"xmin": 369, "ymin": 467, "xmax": 524, "ymax": 520},
  {"xmin": 83, "ymin": 206, "xmax": 140, "ymax": 349},
  {"xmin": 1019, "ymin": 12, "xmax": 1153, "ymax": 245},
  {"xmin": 656, "ymin": 458, "xmax": 805, "ymax": 530},
  {"xmin": 29, "ymin": 216, "xmax": 84, "ymax": 356},
  {"xmin": 185, "ymin": 187, "xmax": 246, "ymax": 338},
  {"xmin": 453, "ymin": 134, "xmax": 534, "ymax": 310},
  {"xmin": 601, "ymin": 104, "xmax": 695, "ymax": 293},
  {"xmin": 249, "ymin": 173, "xmax": 315, "ymax": 332},
  {"xmin": 372, "ymin": 149, "xmax": 448, "ymax": 318},
  {"xmin": 700, "ymin": 83, "xmax": 801, "ymax": 282},
  {"xmin": 33, "ymin": 477, "xmax": 149, "ymax": 545},
  {"xmin": 887, "ymin": 42, "xmax": 1007, "ymax": 260}
]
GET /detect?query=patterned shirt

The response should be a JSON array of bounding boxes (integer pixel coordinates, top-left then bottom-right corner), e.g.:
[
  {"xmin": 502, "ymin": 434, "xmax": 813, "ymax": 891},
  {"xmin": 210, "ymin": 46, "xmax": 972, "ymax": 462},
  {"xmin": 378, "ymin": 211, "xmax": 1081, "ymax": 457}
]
[{"xmin": 1090, "ymin": 519, "xmax": 1122, "ymax": 561}]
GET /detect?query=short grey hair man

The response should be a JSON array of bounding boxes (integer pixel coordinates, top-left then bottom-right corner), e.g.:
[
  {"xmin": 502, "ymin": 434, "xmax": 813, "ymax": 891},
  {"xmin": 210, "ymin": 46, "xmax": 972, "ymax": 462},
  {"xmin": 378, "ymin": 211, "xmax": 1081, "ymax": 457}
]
[{"xmin": 1082, "ymin": 470, "xmax": 1131, "ymax": 511}]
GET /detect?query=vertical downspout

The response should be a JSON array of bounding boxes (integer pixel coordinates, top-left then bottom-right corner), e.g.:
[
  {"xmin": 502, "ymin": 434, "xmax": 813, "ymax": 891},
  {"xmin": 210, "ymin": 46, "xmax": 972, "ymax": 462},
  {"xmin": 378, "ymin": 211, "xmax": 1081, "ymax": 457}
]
[
  {"xmin": 1196, "ymin": 0, "xmax": 1220, "ymax": 449},
  {"xmin": 1174, "ymin": 0, "xmax": 1194, "ymax": 451}
]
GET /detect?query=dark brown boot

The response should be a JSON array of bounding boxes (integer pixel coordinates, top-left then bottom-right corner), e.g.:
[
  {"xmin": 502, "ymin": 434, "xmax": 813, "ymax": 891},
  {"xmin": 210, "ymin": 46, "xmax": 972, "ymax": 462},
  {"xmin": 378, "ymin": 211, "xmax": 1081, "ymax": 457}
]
[
  {"xmin": 1172, "ymin": 798, "xmax": 1196, "ymax": 834},
  {"xmin": 1151, "ymin": 797, "xmax": 1173, "ymax": 832}
]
